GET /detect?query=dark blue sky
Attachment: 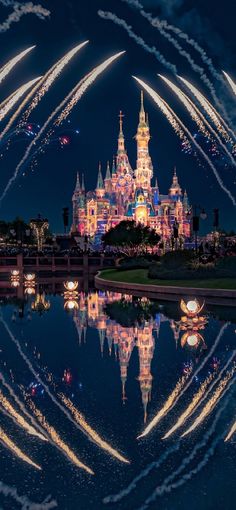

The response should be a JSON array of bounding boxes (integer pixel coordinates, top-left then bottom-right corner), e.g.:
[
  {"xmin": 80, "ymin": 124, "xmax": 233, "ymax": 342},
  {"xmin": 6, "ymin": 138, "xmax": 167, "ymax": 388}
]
[{"xmin": 0, "ymin": 0, "xmax": 235, "ymax": 232}]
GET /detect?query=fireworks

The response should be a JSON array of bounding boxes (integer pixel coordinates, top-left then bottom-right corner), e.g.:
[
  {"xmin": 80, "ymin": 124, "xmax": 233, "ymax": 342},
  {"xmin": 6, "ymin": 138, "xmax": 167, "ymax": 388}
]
[
  {"xmin": 137, "ymin": 371, "xmax": 192, "ymax": 439},
  {"xmin": 162, "ymin": 372, "xmax": 216, "ymax": 439},
  {"xmin": 0, "ymin": 46, "xmax": 35, "ymax": 85},
  {"xmin": 181, "ymin": 366, "xmax": 236, "ymax": 437},
  {"xmin": 0, "ymin": 1, "xmax": 50, "ymax": 33},
  {"xmin": 223, "ymin": 71, "xmax": 236, "ymax": 97},
  {"xmin": 225, "ymin": 419, "xmax": 236, "ymax": 441},
  {"xmin": 133, "ymin": 78, "xmax": 236, "ymax": 206},
  {"xmin": 0, "ymin": 426, "xmax": 41, "ymax": 469},
  {"xmin": 60, "ymin": 394, "xmax": 129, "ymax": 464},
  {"xmin": 0, "ymin": 77, "xmax": 41, "ymax": 122},
  {"xmin": 0, "ymin": 389, "xmax": 46, "ymax": 441},
  {"xmin": 0, "ymin": 41, "xmax": 88, "ymax": 142},
  {"xmin": 28, "ymin": 399, "xmax": 94, "ymax": 474},
  {"xmin": 0, "ymin": 51, "xmax": 124, "ymax": 202},
  {"xmin": 178, "ymin": 76, "xmax": 235, "ymax": 143}
]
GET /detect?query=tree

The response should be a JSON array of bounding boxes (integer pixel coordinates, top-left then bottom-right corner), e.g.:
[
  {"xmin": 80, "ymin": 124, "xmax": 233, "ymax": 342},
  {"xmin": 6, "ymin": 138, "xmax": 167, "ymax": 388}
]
[{"xmin": 102, "ymin": 220, "xmax": 160, "ymax": 256}]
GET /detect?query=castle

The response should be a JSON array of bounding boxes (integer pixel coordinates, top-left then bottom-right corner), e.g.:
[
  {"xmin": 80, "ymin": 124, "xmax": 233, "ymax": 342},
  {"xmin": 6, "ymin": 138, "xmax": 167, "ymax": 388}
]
[{"xmin": 71, "ymin": 92, "xmax": 191, "ymax": 242}]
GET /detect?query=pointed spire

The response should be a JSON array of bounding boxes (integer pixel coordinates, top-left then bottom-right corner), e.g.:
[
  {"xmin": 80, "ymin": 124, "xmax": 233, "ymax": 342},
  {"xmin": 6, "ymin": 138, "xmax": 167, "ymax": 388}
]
[
  {"xmin": 119, "ymin": 110, "xmax": 124, "ymax": 137},
  {"xmin": 139, "ymin": 90, "xmax": 146, "ymax": 126},
  {"xmin": 105, "ymin": 161, "xmax": 111, "ymax": 180},
  {"xmin": 96, "ymin": 162, "xmax": 104, "ymax": 189},
  {"xmin": 75, "ymin": 172, "xmax": 80, "ymax": 192},
  {"xmin": 112, "ymin": 156, "xmax": 116, "ymax": 175}
]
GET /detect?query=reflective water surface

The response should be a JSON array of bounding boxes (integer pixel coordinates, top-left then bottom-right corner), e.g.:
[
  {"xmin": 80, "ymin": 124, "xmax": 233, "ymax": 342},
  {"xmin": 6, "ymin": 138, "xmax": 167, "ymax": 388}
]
[{"xmin": 0, "ymin": 286, "xmax": 236, "ymax": 510}]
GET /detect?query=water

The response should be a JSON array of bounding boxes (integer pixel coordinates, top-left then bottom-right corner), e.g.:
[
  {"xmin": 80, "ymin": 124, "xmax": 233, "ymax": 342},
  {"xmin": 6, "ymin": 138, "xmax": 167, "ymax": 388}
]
[{"xmin": 0, "ymin": 286, "xmax": 236, "ymax": 510}]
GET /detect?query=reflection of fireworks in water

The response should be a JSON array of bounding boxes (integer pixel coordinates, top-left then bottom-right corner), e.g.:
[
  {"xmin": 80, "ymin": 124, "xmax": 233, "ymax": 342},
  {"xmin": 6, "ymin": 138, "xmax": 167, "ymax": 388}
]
[
  {"xmin": 159, "ymin": 75, "xmax": 236, "ymax": 167},
  {"xmin": 0, "ymin": 426, "xmax": 41, "ymax": 470},
  {"xmin": 225, "ymin": 418, "xmax": 236, "ymax": 441},
  {"xmin": 163, "ymin": 371, "xmax": 216, "ymax": 439},
  {"xmin": 137, "ymin": 371, "xmax": 192, "ymax": 439},
  {"xmin": 0, "ymin": 389, "xmax": 46, "ymax": 441},
  {"xmin": 0, "ymin": 46, "xmax": 35, "ymax": 85},
  {"xmin": 181, "ymin": 366, "xmax": 236, "ymax": 437},
  {"xmin": 0, "ymin": 77, "xmax": 41, "ymax": 122},
  {"xmin": 178, "ymin": 76, "xmax": 236, "ymax": 144},
  {"xmin": 0, "ymin": 372, "xmax": 47, "ymax": 438},
  {"xmin": 133, "ymin": 78, "xmax": 236, "ymax": 206},
  {"xmin": 223, "ymin": 71, "xmax": 236, "ymax": 97},
  {"xmin": 0, "ymin": 481, "xmax": 57, "ymax": 510},
  {"xmin": 0, "ymin": 41, "xmax": 88, "ymax": 142},
  {"xmin": 136, "ymin": 392, "xmax": 233, "ymax": 510},
  {"xmin": 0, "ymin": 51, "xmax": 124, "ymax": 202},
  {"xmin": 28, "ymin": 399, "xmax": 94, "ymax": 474},
  {"xmin": 139, "ymin": 323, "xmax": 229, "ymax": 439},
  {"xmin": 60, "ymin": 394, "xmax": 129, "ymax": 464}
]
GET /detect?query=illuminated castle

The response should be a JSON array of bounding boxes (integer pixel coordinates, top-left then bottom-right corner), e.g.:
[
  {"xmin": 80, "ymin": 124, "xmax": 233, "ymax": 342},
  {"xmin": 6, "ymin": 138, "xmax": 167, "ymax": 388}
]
[{"xmin": 71, "ymin": 92, "xmax": 191, "ymax": 241}]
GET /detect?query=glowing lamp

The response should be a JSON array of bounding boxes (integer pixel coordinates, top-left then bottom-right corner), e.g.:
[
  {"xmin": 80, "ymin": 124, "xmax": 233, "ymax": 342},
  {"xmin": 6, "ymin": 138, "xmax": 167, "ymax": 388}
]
[
  {"xmin": 11, "ymin": 280, "xmax": 20, "ymax": 288},
  {"xmin": 11, "ymin": 270, "xmax": 20, "ymax": 277},
  {"xmin": 64, "ymin": 300, "xmax": 79, "ymax": 311},
  {"xmin": 24, "ymin": 273, "xmax": 36, "ymax": 282},
  {"xmin": 64, "ymin": 281, "xmax": 78, "ymax": 292},
  {"xmin": 187, "ymin": 334, "xmax": 198, "ymax": 347},
  {"xmin": 25, "ymin": 286, "xmax": 35, "ymax": 295},
  {"xmin": 180, "ymin": 299, "xmax": 204, "ymax": 317}
]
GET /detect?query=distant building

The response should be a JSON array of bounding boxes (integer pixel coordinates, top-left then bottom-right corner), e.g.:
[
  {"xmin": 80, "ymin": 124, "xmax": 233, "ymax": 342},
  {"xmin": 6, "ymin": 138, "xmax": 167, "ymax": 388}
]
[{"xmin": 71, "ymin": 92, "xmax": 191, "ymax": 242}]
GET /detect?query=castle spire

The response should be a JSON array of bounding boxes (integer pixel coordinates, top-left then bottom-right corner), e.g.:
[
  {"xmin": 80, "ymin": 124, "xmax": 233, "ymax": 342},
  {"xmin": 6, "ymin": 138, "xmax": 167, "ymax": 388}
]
[
  {"xmin": 105, "ymin": 161, "xmax": 111, "ymax": 181},
  {"xmin": 75, "ymin": 172, "xmax": 80, "ymax": 192},
  {"xmin": 169, "ymin": 166, "xmax": 182, "ymax": 198},
  {"xmin": 139, "ymin": 90, "xmax": 146, "ymax": 126},
  {"xmin": 118, "ymin": 111, "xmax": 126, "ymax": 154},
  {"xmin": 112, "ymin": 155, "xmax": 116, "ymax": 175},
  {"xmin": 96, "ymin": 162, "xmax": 104, "ymax": 189}
]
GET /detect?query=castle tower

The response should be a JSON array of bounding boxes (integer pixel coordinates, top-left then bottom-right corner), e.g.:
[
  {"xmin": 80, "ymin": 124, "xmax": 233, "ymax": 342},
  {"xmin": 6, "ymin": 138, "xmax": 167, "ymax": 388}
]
[
  {"xmin": 104, "ymin": 161, "xmax": 112, "ymax": 193},
  {"xmin": 135, "ymin": 91, "xmax": 153, "ymax": 192},
  {"xmin": 169, "ymin": 167, "xmax": 182, "ymax": 199},
  {"xmin": 136, "ymin": 322, "xmax": 155, "ymax": 423},
  {"xmin": 96, "ymin": 162, "xmax": 105, "ymax": 198}
]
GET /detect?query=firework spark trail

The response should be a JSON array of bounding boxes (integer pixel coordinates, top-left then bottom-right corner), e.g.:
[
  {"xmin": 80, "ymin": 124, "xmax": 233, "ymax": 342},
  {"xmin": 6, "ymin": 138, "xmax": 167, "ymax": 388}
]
[
  {"xmin": 137, "ymin": 372, "xmax": 192, "ymax": 440},
  {"xmin": 0, "ymin": 46, "xmax": 35, "ymax": 85},
  {"xmin": 28, "ymin": 399, "xmax": 94, "ymax": 474},
  {"xmin": 178, "ymin": 76, "xmax": 236, "ymax": 143},
  {"xmin": 134, "ymin": 78, "xmax": 236, "ymax": 205},
  {"xmin": 163, "ymin": 350, "xmax": 236, "ymax": 439},
  {"xmin": 225, "ymin": 418, "xmax": 236, "ymax": 441},
  {"xmin": 159, "ymin": 74, "xmax": 236, "ymax": 166},
  {"xmin": 0, "ymin": 41, "xmax": 88, "ymax": 142},
  {"xmin": 0, "ymin": 372, "xmax": 46, "ymax": 438},
  {"xmin": 223, "ymin": 71, "xmax": 236, "ymax": 97},
  {"xmin": 0, "ymin": 481, "xmax": 57, "ymax": 510},
  {"xmin": 121, "ymin": 0, "xmax": 227, "ymax": 114},
  {"xmin": 0, "ymin": 1, "xmax": 50, "ymax": 33},
  {"xmin": 138, "ymin": 323, "xmax": 229, "ymax": 439},
  {"xmin": 0, "ymin": 77, "xmax": 41, "ymax": 122},
  {"xmin": 181, "ymin": 368, "xmax": 236, "ymax": 438},
  {"xmin": 0, "ymin": 426, "xmax": 41, "ymax": 469},
  {"xmin": 59, "ymin": 394, "xmax": 129, "ymax": 464},
  {"xmin": 98, "ymin": 10, "xmax": 177, "ymax": 73},
  {"xmin": 0, "ymin": 388, "xmax": 46, "ymax": 441},
  {"xmin": 162, "ymin": 372, "xmax": 216, "ymax": 439},
  {"xmin": 137, "ymin": 391, "xmax": 233, "ymax": 510},
  {"xmin": 0, "ymin": 51, "xmax": 124, "ymax": 201},
  {"xmin": 20, "ymin": 41, "xmax": 89, "ymax": 125}
]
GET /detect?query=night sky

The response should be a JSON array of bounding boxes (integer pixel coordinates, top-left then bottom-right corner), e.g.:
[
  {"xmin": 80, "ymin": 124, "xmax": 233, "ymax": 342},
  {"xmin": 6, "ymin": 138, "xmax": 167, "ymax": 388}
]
[{"xmin": 0, "ymin": 0, "xmax": 235, "ymax": 233}]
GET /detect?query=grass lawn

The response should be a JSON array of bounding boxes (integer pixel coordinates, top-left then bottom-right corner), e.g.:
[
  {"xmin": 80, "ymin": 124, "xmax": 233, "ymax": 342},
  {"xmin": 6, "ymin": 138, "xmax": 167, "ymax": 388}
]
[{"xmin": 99, "ymin": 269, "xmax": 236, "ymax": 290}]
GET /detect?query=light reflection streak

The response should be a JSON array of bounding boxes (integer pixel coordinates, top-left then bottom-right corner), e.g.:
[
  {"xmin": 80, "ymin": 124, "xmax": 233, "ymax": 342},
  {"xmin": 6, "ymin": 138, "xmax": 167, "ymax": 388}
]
[{"xmin": 0, "ymin": 426, "xmax": 41, "ymax": 470}]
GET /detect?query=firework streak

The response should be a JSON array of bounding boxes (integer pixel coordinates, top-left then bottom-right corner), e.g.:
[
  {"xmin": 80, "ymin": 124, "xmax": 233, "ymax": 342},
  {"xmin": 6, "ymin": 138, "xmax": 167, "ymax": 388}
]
[
  {"xmin": 159, "ymin": 75, "xmax": 236, "ymax": 166},
  {"xmin": 0, "ymin": 51, "xmax": 124, "ymax": 202},
  {"xmin": 223, "ymin": 71, "xmax": 236, "ymax": 97},
  {"xmin": 0, "ymin": 1, "xmax": 50, "ymax": 33},
  {"xmin": 27, "ymin": 399, "xmax": 93, "ymax": 474},
  {"xmin": 0, "ymin": 426, "xmax": 41, "ymax": 469},
  {"xmin": 225, "ymin": 419, "xmax": 236, "ymax": 441},
  {"xmin": 0, "ymin": 388, "xmax": 46, "ymax": 441},
  {"xmin": 0, "ymin": 480, "xmax": 57, "ymax": 509},
  {"xmin": 0, "ymin": 372, "xmax": 47, "ymax": 439},
  {"xmin": 0, "ymin": 46, "xmax": 35, "ymax": 84},
  {"xmin": 138, "ymin": 323, "xmax": 229, "ymax": 439},
  {"xmin": 178, "ymin": 76, "xmax": 236, "ymax": 143},
  {"xmin": 133, "ymin": 78, "xmax": 236, "ymax": 206},
  {"xmin": 59, "ymin": 394, "xmax": 129, "ymax": 464},
  {"xmin": 163, "ymin": 350, "xmax": 236, "ymax": 439},
  {"xmin": 137, "ymin": 390, "xmax": 234, "ymax": 510},
  {"xmin": 0, "ymin": 77, "xmax": 41, "ymax": 122},
  {"xmin": 181, "ymin": 368, "xmax": 236, "ymax": 437},
  {"xmin": 0, "ymin": 41, "xmax": 88, "ymax": 142}
]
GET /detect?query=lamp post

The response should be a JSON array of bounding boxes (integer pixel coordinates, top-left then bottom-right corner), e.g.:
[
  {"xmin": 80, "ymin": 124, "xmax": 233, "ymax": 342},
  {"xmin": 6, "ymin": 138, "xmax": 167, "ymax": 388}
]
[{"xmin": 192, "ymin": 205, "xmax": 207, "ymax": 253}]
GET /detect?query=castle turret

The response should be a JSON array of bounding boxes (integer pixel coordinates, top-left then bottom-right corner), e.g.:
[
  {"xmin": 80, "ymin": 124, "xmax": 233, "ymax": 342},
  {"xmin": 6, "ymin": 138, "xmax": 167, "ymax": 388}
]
[
  {"xmin": 104, "ymin": 161, "xmax": 112, "ymax": 193},
  {"xmin": 135, "ymin": 91, "xmax": 153, "ymax": 192},
  {"xmin": 96, "ymin": 162, "xmax": 105, "ymax": 198},
  {"xmin": 169, "ymin": 167, "xmax": 182, "ymax": 199}
]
